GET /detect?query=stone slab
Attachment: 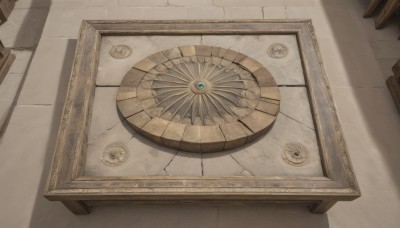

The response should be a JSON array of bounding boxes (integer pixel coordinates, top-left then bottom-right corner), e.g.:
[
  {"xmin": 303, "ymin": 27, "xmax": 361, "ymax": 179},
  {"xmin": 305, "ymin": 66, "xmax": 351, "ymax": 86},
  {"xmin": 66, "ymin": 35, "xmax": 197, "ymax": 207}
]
[
  {"xmin": 165, "ymin": 151, "xmax": 202, "ymax": 176},
  {"xmin": 17, "ymin": 38, "xmax": 76, "ymax": 105},
  {"xmin": 202, "ymin": 151, "xmax": 244, "ymax": 176},
  {"xmin": 8, "ymin": 49, "xmax": 32, "ymax": 74},
  {"xmin": 85, "ymin": 121, "xmax": 177, "ymax": 176},
  {"xmin": 279, "ymin": 87, "xmax": 314, "ymax": 130},
  {"xmin": 96, "ymin": 36, "xmax": 202, "ymax": 86},
  {"xmin": 232, "ymin": 114, "xmax": 323, "ymax": 176},
  {"xmin": 88, "ymin": 87, "xmax": 121, "ymax": 143},
  {"xmin": 0, "ymin": 105, "xmax": 56, "ymax": 228},
  {"xmin": 202, "ymin": 35, "xmax": 305, "ymax": 85},
  {"xmin": 42, "ymin": 7, "xmax": 107, "ymax": 38}
]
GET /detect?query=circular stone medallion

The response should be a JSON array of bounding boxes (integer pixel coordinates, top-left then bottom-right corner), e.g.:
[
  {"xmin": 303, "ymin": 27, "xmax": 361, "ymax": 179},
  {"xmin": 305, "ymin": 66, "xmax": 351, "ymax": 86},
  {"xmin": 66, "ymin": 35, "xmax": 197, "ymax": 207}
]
[
  {"xmin": 101, "ymin": 143, "xmax": 129, "ymax": 166},
  {"xmin": 282, "ymin": 142, "xmax": 309, "ymax": 167},
  {"xmin": 110, "ymin": 45, "xmax": 132, "ymax": 59},
  {"xmin": 267, "ymin": 43, "xmax": 288, "ymax": 59},
  {"xmin": 117, "ymin": 45, "xmax": 280, "ymax": 153}
]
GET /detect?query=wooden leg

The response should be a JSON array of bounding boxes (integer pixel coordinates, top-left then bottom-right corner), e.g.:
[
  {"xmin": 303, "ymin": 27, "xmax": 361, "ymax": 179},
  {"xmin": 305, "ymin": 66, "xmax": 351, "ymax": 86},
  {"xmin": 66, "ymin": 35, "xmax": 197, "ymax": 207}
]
[
  {"xmin": 386, "ymin": 75, "xmax": 400, "ymax": 113},
  {"xmin": 310, "ymin": 201, "xmax": 337, "ymax": 214},
  {"xmin": 375, "ymin": 0, "xmax": 400, "ymax": 29},
  {"xmin": 364, "ymin": 0, "xmax": 384, "ymax": 18},
  {"xmin": 0, "ymin": 40, "xmax": 15, "ymax": 85},
  {"xmin": 62, "ymin": 201, "xmax": 91, "ymax": 215}
]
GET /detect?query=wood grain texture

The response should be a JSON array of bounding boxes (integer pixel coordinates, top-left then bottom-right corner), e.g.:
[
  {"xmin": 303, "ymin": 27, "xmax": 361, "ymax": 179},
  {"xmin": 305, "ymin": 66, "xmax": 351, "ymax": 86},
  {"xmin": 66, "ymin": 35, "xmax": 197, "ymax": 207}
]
[{"xmin": 43, "ymin": 20, "xmax": 360, "ymax": 215}]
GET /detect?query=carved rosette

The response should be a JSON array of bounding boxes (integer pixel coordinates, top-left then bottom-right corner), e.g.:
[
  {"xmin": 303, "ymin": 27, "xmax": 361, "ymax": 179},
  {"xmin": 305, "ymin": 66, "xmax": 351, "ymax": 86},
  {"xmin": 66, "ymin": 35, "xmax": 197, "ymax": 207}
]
[{"xmin": 117, "ymin": 45, "xmax": 280, "ymax": 153}]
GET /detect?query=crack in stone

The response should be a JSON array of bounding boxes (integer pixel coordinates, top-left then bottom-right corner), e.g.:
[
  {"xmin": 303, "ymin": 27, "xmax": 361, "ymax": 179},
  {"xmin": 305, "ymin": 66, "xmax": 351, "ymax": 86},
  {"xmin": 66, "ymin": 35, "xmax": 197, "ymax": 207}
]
[
  {"xmin": 262, "ymin": 7, "xmax": 265, "ymax": 19},
  {"xmin": 162, "ymin": 150, "xmax": 179, "ymax": 174},
  {"xmin": 89, "ymin": 120, "xmax": 121, "ymax": 143},
  {"xmin": 229, "ymin": 153, "xmax": 255, "ymax": 176},
  {"xmin": 279, "ymin": 111, "xmax": 315, "ymax": 131},
  {"xmin": 239, "ymin": 169, "xmax": 253, "ymax": 176}
]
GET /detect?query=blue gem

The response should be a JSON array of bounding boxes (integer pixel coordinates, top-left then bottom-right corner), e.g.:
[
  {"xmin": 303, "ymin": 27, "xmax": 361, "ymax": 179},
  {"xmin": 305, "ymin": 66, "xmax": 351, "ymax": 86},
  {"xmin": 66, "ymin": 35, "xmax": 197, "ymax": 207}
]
[{"xmin": 197, "ymin": 83, "xmax": 205, "ymax": 89}]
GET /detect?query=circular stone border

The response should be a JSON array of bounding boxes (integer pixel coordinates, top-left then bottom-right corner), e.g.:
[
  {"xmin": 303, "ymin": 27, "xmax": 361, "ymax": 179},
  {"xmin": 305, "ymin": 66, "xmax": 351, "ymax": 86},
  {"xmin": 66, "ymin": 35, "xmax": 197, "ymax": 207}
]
[{"xmin": 116, "ymin": 45, "xmax": 280, "ymax": 153}]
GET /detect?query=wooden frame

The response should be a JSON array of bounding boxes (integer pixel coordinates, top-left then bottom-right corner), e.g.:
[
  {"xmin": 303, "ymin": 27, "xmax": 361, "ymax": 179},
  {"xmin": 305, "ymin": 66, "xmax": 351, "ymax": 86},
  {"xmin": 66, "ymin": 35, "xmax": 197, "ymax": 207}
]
[{"xmin": 44, "ymin": 20, "xmax": 360, "ymax": 215}]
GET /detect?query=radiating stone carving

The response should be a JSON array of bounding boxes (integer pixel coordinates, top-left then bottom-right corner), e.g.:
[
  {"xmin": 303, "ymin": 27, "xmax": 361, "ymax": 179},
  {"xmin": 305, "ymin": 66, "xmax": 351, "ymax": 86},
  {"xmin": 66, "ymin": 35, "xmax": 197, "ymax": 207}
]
[
  {"xmin": 110, "ymin": 45, "xmax": 132, "ymax": 59},
  {"xmin": 117, "ymin": 45, "xmax": 280, "ymax": 153},
  {"xmin": 101, "ymin": 142, "xmax": 129, "ymax": 166},
  {"xmin": 282, "ymin": 142, "xmax": 309, "ymax": 166},
  {"xmin": 267, "ymin": 43, "xmax": 288, "ymax": 59}
]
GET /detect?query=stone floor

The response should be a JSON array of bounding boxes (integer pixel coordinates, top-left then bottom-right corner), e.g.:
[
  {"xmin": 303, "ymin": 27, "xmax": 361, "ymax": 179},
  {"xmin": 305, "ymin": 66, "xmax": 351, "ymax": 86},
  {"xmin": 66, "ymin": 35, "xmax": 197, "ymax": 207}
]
[{"xmin": 1, "ymin": 0, "xmax": 400, "ymax": 227}]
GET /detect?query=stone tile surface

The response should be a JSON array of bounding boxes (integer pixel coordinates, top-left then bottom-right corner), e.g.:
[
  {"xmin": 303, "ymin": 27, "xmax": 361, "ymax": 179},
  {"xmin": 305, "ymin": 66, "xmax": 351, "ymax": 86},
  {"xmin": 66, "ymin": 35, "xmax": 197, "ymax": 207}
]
[
  {"xmin": 168, "ymin": 0, "xmax": 212, "ymax": 6},
  {"xmin": 318, "ymin": 38, "xmax": 385, "ymax": 88},
  {"xmin": 119, "ymin": 0, "xmax": 167, "ymax": 7},
  {"xmin": 202, "ymin": 151, "xmax": 244, "ymax": 176},
  {"xmin": 286, "ymin": 7, "xmax": 365, "ymax": 41},
  {"xmin": 330, "ymin": 87, "xmax": 400, "ymax": 228},
  {"xmin": 165, "ymin": 151, "xmax": 202, "ymax": 176},
  {"xmin": 262, "ymin": 7, "xmax": 286, "ymax": 19},
  {"xmin": 85, "ymin": 121, "xmax": 177, "ymax": 176},
  {"xmin": 377, "ymin": 58, "xmax": 399, "ymax": 81},
  {"xmin": 279, "ymin": 87, "xmax": 314, "ymax": 130},
  {"xmin": 42, "ymin": 7, "xmax": 107, "ymax": 38},
  {"xmin": 370, "ymin": 40, "xmax": 400, "ymax": 59},
  {"xmin": 213, "ymin": 0, "xmax": 284, "ymax": 7},
  {"xmin": 18, "ymin": 38, "xmax": 76, "ymax": 105},
  {"xmin": 88, "ymin": 87, "xmax": 121, "ymax": 142},
  {"xmin": 107, "ymin": 7, "xmax": 187, "ymax": 19},
  {"xmin": 188, "ymin": 7, "xmax": 224, "ymax": 19},
  {"xmin": 0, "ymin": 105, "xmax": 57, "ymax": 228},
  {"xmin": 231, "ymin": 114, "xmax": 323, "ymax": 176},
  {"xmin": 0, "ymin": 9, "xmax": 48, "ymax": 48},
  {"xmin": 14, "ymin": 0, "xmax": 51, "ymax": 8},
  {"xmin": 8, "ymin": 49, "xmax": 33, "ymax": 74},
  {"xmin": 224, "ymin": 7, "xmax": 263, "ymax": 19}
]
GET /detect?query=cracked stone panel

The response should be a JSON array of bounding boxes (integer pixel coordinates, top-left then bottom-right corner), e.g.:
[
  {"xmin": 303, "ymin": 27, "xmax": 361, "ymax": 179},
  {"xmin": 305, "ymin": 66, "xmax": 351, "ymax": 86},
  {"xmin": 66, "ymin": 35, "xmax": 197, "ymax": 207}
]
[
  {"xmin": 202, "ymin": 35, "xmax": 305, "ymax": 85},
  {"xmin": 231, "ymin": 114, "xmax": 323, "ymax": 177},
  {"xmin": 202, "ymin": 151, "xmax": 244, "ymax": 176},
  {"xmin": 88, "ymin": 87, "xmax": 121, "ymax": 143},
  {"xmin": 165, "ymin": 151, "xmax": 202, "ymax": 176},
  {"xmin": 85, "ymin": 121, "xmax": 177, "ymax": 176},
  {"xmin": 279, "ymin": 87, "xmax": 314, "ymax": 130},
  {"xmin": 96, "ymin": 36, "xmax": 202, "ymax": 86}
]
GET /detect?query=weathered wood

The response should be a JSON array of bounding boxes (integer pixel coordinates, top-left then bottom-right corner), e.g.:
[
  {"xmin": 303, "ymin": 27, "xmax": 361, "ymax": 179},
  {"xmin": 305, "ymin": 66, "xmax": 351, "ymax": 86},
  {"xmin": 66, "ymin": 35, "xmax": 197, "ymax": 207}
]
[
  {"xmin": 44, "ymin": 20, "xmax": 360, "ymax": 215},
  {"xmin": 0, "ymin": 40, "xmax": 15, "ymax": 84},
  {"xmin": 62, "ymin": 201, "xmax": 90, "ymax": 215},
  {"xmin": 310, "ymin": 200, "xmax": 337, "ymax": 214},
  {"xmin": 375, "ymin": 0, "xmax": 400, "ymax": 29},
  {"xmin": 0, "ymin": 0, "xmax": 15, "ymax": 23},
  {"xmin": 364, "ymin": 0, "xmax": 385, "ymax": 18}
]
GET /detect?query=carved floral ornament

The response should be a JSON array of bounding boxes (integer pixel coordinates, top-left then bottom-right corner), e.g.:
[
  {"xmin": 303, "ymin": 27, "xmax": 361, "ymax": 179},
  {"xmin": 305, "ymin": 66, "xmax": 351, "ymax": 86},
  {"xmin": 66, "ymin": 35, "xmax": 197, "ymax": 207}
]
[{"xmin": 116, "ymin": 45, "xmax": 280, "ymax": 153}]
